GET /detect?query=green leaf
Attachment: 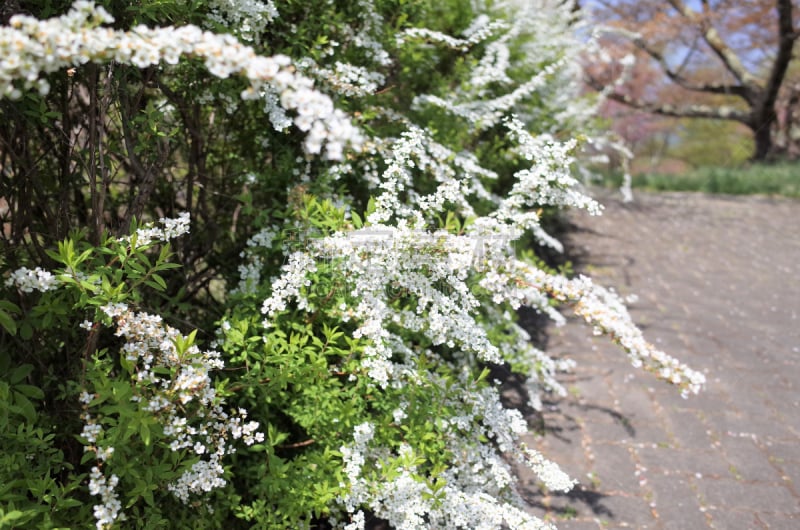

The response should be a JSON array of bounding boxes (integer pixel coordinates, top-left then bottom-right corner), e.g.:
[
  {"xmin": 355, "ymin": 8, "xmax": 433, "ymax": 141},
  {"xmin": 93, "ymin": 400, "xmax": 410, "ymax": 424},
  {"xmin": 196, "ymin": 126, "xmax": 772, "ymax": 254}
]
[
  {"xmin": 0, "ymin": 300, "xmax": 19, "ymax": 312},
  {"xmin": 12, "ymin": 391, "xmax": 36, "ymax": 423},
  {"xmin": 8, "ymin": 364, "xmax": 33, "ymax": 385},
  {"xmin": 140, "ymin": 422, "xmax": 151, "ymax": 447},
  {"xmin": 351, "ymin": 211, "xmax": 363, "ymax": 229},
  {"xmin": 46, "ymin": 249, "xmax": 63, "ymax": 264},
  {"xmin": 14, "ymin": 384, "xmax": 44, "ymax": 400},
  {"xmin": 79, "ymin": 279, "xmax": 99, "ymax": 292},
  {"xmin": 19, "ymin": 323, "xmax": 33, "ymax": 341},
  {"xmin": 111, "ymin": 381, "xmax": 133, "ymax": 401},
  {"xmin": 151, "ymin": 273, "xmax": 167, "ymax": 290},
  {"xmin": 0, "ymin": 510, "xmax": 25, "ymax": 525},
  {"xmin": 127, "ymin": 260, "xmax": 146, "ymax": 274},
  {"xmin": 143, "ymin": 280, "xmax": 163, "ymax": 291},
  {"xmin": 155, "ymin": 262, "xmax": 181, "ymax": 270},
  {"xmin": 0, "ymin": 310, "xmax": 16, "ymax": 336},
  {"xmin": 475, "ymin": 366, "xmax": 491, "ymax": 384},
  {"xmin": 77, "ymin": 247, "xmax": 95, "ymax": 265}
]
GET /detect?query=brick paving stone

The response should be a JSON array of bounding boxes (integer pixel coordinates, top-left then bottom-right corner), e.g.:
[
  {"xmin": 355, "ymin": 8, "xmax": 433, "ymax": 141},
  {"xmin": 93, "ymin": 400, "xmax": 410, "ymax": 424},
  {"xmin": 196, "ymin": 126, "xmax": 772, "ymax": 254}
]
[
  {"xmin": 542, "ymin": 490, "xmax": 608, "ymax": 522},
  {"xmin": 764, "ymin": 442, "xmax": 800, "ymax": 465},
  {"xmin": 772, "ymin": 461, "xmax": 800, "ymax": 496},
  {"xmin": 605, "ymin": 384, "xmax": 658, "ymax": 422},
  {"xmin": 695, "ymin": 479, "xmax": 798, "ymax": 513},
  {"xmin": 705, "ymin": 410, "xmax": 798, "ymax": 444},
  {"xmin": 592, "ymin": 494, "xmax": 658, "ymax": 528},
  {"xmin": 718, "ymin": 436, "xmax": 786, "ymax": 483},
  {"xmin": 567, "ymin": 372, "xmax": 616, "ymax": 404},
  {"xmin": 756, "ymin": 512, "xmax": 800, "ymax": 529},
  {"xmin": 665, "ymin": 411, "xmax": 714, "ymax": 449},
  {"xmin": 706, "ymin": 508, "xmax": 765, "ymax": 529},
  {"xmin": 583, "ymin": 415, "xmax": 638, "ymax": 444},
  {"xmin": 520, "ymin": 191, "xmax": 800, "ymax": 529},
  {"xmin": 617, "ymin": 421, "xmax": 674, "ymax": 448},
  {"xmin": 589, "ymin": 443, "xmax": 642, "ymax": 493},
  {"xmin": 635, "ymin": 446, "xmax": 731, "ymax": 478},
  {"xmin": 647, "ymin": 475, "xmax": 710, "ymax": 529}
]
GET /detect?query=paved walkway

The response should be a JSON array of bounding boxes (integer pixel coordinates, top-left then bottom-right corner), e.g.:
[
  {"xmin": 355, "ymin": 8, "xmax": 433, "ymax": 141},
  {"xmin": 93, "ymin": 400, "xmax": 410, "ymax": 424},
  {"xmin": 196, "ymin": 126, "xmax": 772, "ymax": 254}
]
[{"xmin": 519, "ymin": 190, "xmax": 800, "ymax": 529}]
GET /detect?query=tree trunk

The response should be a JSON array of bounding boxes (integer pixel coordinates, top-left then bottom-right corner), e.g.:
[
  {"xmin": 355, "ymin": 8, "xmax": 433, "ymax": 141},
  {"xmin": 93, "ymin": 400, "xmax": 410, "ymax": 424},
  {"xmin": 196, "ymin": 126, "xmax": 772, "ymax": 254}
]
[{"xmin": 752, "ymin": 121, "xmax": 773, "ymax": 161}]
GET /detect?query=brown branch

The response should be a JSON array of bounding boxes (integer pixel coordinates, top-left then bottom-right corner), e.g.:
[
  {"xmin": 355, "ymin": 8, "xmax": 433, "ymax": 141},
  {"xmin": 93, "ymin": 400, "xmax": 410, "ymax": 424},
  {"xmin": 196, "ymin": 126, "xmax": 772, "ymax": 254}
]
[
  {"xmin": 88, "ymin": 64, "xmax": 102, "ymax": 244},
  {"xmin": 629, "ymin": 37, "xmax": 749, "ymax": 98},
  {"xmin": 666, "ymin": 0, "xmax": 760, "ymax": 90},
  {"xmin": 586, "ymin": 74, "xmax": 750, "ymax": 122},
  {"xmin": 758, "ymin": 0, "xmax": 798, "ymax": 121},
  {"xmin": 119, "ymin": 67, "xmax": 169, "ymax": 232},
  {"xmin": 95, "ymin": 64, "xmax": 114, "ymax": 240},
  {"xmin": 155, "ymin": 79, "xmax": 203, "ymax": 220},
  {"xmin": 227, "ymin": 377, "xmax": 271, "ymax": 393},
  {"xmin": 57, "ymin": 72, "xmax": 75, "ymax": 240},
  {"xmin": 278, "ymin": 439, "xmax": 315, "ymax": 449}
]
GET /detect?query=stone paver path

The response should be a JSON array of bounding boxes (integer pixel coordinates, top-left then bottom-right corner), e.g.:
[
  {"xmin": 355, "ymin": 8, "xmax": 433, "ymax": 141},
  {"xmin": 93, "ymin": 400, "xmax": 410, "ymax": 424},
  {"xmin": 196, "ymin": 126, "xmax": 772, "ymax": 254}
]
[{"xmin": 519, "ymin": 190, "xmax": 800, "ymax": 529}]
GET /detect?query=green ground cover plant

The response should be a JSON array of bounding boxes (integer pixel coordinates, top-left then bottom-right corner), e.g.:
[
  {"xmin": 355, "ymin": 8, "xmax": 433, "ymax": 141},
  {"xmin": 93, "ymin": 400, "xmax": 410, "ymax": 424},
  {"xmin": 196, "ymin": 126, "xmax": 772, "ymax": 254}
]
[{"xmin": 602, "ymin": 162, "xmax": 800, "ymax": 198}]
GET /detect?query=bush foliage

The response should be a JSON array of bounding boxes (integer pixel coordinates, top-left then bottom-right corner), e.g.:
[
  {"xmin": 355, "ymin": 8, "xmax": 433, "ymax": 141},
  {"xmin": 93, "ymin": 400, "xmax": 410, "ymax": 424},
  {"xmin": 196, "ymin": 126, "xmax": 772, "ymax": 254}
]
[{"xmin": 0, "ymin": 1, "xmax": 704, "ymax": 528}]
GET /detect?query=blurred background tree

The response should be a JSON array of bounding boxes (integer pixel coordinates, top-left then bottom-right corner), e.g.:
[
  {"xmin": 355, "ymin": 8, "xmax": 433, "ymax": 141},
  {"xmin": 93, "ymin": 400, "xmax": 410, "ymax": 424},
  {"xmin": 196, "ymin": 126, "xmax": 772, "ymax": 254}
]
[{"xmin": 583, "ymin": 0, "xmax": 798, "ymax": 164}]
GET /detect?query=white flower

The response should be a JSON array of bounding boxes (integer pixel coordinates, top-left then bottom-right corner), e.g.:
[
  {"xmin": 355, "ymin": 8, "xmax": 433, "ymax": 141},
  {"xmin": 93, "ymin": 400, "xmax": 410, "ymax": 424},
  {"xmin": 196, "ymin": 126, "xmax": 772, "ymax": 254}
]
[
  {"xmin": 519, "ymin": 444, "xmax": 576, "ymax": 493},
  {"xmin": 168, "ymin": 457, "xmax": 227, "ymax": 503},
  {"xmin": 4, "ymin": 266, "xmax": 59, "ymax": 293},
  {"xmin": 80, "ymin": 305, "xmax": 262, "ymax": 513},
  {"xmin": 88, "ymin": 467, "xmax": 123, "ymax": 529},
  {"xmin": 0, "ymin": 3, "xmax": 360, "ymax": 159},
  {"xmin": 81, "ymin": 423, "xmax": 103, "ymax": 444}
]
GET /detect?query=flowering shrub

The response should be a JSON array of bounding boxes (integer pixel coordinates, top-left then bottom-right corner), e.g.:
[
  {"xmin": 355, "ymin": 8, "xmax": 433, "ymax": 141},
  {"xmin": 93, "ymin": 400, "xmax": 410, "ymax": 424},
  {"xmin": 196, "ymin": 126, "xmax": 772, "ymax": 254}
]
[{"xmin": 0, "ymin": 1, "xmax": 704, "ymax": 529}]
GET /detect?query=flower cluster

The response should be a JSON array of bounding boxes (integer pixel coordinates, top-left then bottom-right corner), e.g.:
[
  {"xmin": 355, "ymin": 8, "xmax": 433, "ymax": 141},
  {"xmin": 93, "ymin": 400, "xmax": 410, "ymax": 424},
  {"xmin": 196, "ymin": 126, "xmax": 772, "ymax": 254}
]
[
  {"xmin": 118, "ymin": 212, "xmax": 191, "ymax": 248},
  {"xmin": 518, "ymin": 444, "xmax": 577, "ymax": 493},
  {"xmin": 232, "ymin": 225, "xmax": 279, "ymax": 295},
  {"xmin": 350, "ymin": 0, "xmax": 391, "ymax": 66},
  {"xmin": 4, "ymin": 266, "xmax": 59, "ymax": 293},
  {"xmin": 335, "ymin": 372, "xmax": 571, "ymax": 529},
  {"xmin": 494, "ymin": 117, "xmax": 602, "ymax": 249},
  {"xmin": 203, "ymin": 0, "xmax": 278, "ymax": 44},
  {"xmin": 261, "ymin": 250, "xmax": 318, "ymax": 318},
  {"xmin": 397, "ymin": 20, "xmax": 509, "ymax": 52},
  {"xmin": 536, "ymin": 272, "xmax": 707, "ymax": 397},
  {"xmin": 79, "ymin": 391, "xmax": 121, "ymax": 530},
  {"xmin": 0, "ymin": 1, "xmax": 361, "ymax": 159},
  {"xmin": 362, "ymin": 126, "xmax": 496, "ymax": 225},
  {"xmin": 77, "ymin": 302, "xmax": 263, "ymax": 527},
  {"xmin": 403, "ymin": 0, "xmax": 597, "ymax": 137},
  {"xmin": 88, "ymin": 466, "xmax": 124, "ymax": 530},
  {"xmin": 413, "ymin": 62, "xmax": 563, "ymax": 130},
  {"xmin": 474, "ymin": 253, "xmax": 706, "ymax": 397},
  {"xmin": 278, "ymin": 223, "xmax": 511, "ymax": 387},
  {"xmin": 302, "ymin": 60, "xmax": 386, "ymax": 98},
  {"xmin": 464, "ymin": 15, "xmax": 512, "ymax": 91}
]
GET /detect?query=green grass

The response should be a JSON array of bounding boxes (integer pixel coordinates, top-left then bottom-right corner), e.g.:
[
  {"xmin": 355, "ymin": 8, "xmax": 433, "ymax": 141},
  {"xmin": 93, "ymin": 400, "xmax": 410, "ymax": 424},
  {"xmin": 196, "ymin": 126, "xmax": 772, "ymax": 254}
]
[{"xmin": 602, "ymin": 161, "xmax": 800, "ymax": 198}]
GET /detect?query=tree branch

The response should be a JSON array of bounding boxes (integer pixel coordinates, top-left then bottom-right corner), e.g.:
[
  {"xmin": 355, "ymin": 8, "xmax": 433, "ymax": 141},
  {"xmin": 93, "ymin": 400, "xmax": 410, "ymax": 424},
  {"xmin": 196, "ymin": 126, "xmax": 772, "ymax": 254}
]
[
  {"xmin": 757, "ymin": 0, "xmax": 798, "ymax": 120},
  {"xmin": 629, "ymin": 36, "xmax": 749, "ymax": 97},
  {"xmin": 666, "ymin": 0, "xmax": 760, "ymax": 90},
  {"xmin": 586, "ymin": 74, "xmax": 750, "ymax": 122},
  {"xmin": 119, "ymin": 68, "xmax": 168, "ymax": 232}
]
